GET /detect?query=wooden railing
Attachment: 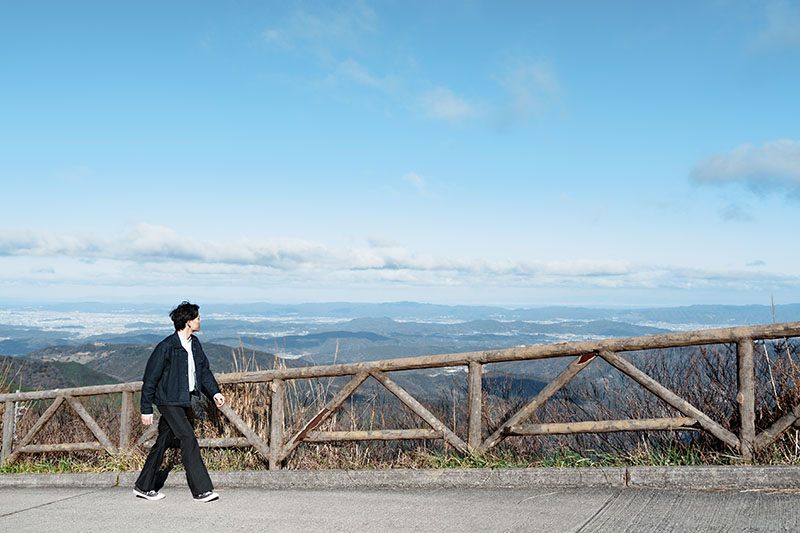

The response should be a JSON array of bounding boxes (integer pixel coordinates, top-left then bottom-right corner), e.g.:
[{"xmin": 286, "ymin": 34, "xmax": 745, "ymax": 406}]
[{"xmin": 3, "ymin": 321, "xmax": 800, "ymax": 468}]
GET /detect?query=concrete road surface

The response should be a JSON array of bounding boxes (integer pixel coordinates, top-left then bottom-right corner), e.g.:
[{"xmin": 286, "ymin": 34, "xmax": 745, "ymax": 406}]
[{"xmin": 1, "ymin": 486, "xmax": 798, "ymax": 532}]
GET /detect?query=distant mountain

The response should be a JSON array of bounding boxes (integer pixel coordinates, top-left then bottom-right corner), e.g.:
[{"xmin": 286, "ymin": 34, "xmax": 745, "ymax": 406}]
[
  {"xmin": 0, "ymin": 355, "xmax": 119, "ymax": 391},
  {"xmin": 0, "ymin": 324, "xmax": 72, "ymax": 356}
]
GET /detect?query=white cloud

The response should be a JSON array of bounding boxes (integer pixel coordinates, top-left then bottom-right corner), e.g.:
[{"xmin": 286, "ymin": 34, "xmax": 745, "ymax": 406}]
[
  {"xmin": 3, "ymin": 224, "xmax": 800, "ymax": 297},
  {"xmin": 0, "ymin": 227, "xmax": 100, "ymax": 256},
  {"xmin": 498, "ymin": 61, "xmax": 562, "ymax": 115},
  {"xmin": 751, "ymin": 1, "xmax": 800, "ymax": 50},
  {"xmin": 366, "ymin": 234, "xmax": 398, "ymax": 248},
  {"xmin": 55, "ymin": 166, "xmax": 92, "ymax": 185},
  {"xmin": 402, "ymin": 172, "xmax": 428, "ymax": 196},
  {"xmin": 262, "ymin": 29, "xmax": 289, "ymax": 48},
  {"xmin": 334, "ymin": 58, "xmax": 397, "ymax": 91},
  {"xmin": 418, "ymin": 87, "xmax": 479, "ymax": 121},
  {"xmin": 263, "ymin": 2, "xmax": 376, "ymax": 53},
  {"xmin": 691, "ymin": 139, "xmax": 800, "ymax": 193},
  {"xmin": 492, "ymin": 60, "xmax": 563, "ymax": 128}
]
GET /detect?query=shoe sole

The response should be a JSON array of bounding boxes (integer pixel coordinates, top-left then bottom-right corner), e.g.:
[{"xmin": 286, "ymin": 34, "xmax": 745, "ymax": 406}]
[{"xmin": 133, "ymin": 489, "xmax": 165, "ymax": 501}]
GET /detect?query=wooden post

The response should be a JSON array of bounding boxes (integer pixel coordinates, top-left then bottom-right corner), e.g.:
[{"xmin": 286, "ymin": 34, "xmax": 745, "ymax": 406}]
[
  {"xmin": 468, "ymin": 361, "xmax": 482, "ymax": 451},
  {"xmin": 269, "ymin": 379, "xmax": 285, "ymax": 470},
  {"xmin": 2, "ymin": 400, "xmax": 14, "ymax": 463},
  {"xmin": 738, "ymin": 338, "xmax": 756, "ymax": 461},
  {"xmin": 119, "ymin": 391, "xmax": 134, "ymax": 451}
]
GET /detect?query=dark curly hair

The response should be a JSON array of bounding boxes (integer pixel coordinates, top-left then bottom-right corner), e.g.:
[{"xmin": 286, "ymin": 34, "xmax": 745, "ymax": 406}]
[{"xmin": 169, "ymin": 301, "xmax": 199, "ymax": 331}]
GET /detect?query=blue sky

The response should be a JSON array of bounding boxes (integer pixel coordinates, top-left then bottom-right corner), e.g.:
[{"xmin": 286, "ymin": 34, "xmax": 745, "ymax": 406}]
[{"xmin": 2, "ymin": 1, "xmax": 800, "ymax": 307}]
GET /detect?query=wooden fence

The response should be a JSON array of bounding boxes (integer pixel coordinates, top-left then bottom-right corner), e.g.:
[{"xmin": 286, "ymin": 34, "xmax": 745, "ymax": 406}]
[{"xmin": 3, "ymin": 321, "xmax": 800, "ymax": 468}]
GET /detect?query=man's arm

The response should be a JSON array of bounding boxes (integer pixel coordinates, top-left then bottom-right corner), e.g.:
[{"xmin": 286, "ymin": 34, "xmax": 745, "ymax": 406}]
[
  {"xmin": 195, "ymin": 341, "xmax": 226, "ymax": 408},
  {"xmin": 140, "ymin": 342, "xmax": 167, "ymax": 418}
]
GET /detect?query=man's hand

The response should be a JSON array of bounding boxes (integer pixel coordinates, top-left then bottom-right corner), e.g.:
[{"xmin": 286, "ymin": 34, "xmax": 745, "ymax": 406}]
[
  {"xmin": 141, "ymin": 414, "xmax": 154, "ymax": 426},
  {"xmin": 213, "ymin": 393, "xmax": 226, "ymax": 408}
]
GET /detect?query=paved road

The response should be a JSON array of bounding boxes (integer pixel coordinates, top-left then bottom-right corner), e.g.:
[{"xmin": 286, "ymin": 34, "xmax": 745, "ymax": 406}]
[{"xmin": 1, "ymin": 486, "xmax": 798, "ymax": 532}]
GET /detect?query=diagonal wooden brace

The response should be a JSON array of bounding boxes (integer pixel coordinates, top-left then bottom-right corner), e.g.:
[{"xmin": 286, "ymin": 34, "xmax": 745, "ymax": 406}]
[
  {"xmin": 599, "ymin": 350, "xmax": 740, "ymax": 449},
  {"xmin": 370, "ymin": 370, "xmax": 469, "ymax": 454},
  {"xmin": 134, "ymin": 421, "xmax": 160, "ymax": 449},
  {"xmin": 755, "ymin": 403, "xmax": 800, "ymax": 452},
  {"xmin": 4, "ymin": 396, "xmax": 65, "ymax": 464},
  {"xmin": 280, "ymin": 372, "xmax": 369, "ymax": 461},
  {"xmin": 478, "ymin": 352, "xmax": 596, "ymax": 453},
  {"xmin": 65, "ymin": 395, "xmax": 116, "ymax": 454},
  {"xmin": 218, "ymin": 403, "xmax": 270, "ymax": 461}
]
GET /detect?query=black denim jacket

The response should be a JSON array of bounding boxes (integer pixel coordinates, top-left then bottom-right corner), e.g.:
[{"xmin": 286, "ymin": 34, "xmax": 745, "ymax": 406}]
[{"xmin": 140, "ymin": 332, "xmax": 221, "ymax": 415}]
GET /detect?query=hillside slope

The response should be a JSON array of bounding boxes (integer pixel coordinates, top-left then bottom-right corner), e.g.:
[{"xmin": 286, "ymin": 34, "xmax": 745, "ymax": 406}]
[
  {"xmin": 21, "ymin": 341, "xmax": 308, "ymax": 383},
  {"xmin": 0, "ymin": 355, "xmax": 119, "ymax": 391}
]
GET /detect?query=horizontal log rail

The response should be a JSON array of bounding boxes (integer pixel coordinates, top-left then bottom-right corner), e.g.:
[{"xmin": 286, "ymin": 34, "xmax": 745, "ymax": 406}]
[
  {"xmin": 304, "ymin": 429, "xmax": 444, "ymax": 442},
  {"xmin": 507, "ymin": 417, "xmax": 700, "ymax": 436},
  {"xmin": 1, "ymin": 321, "xmax": 800, "ymax": 466}
]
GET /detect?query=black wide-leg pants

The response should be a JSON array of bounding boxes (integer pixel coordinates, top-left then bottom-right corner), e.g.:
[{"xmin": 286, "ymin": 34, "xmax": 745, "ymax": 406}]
[{"xmin": 135, "ymin": 404, "xmax": 213, "ymax": 496}]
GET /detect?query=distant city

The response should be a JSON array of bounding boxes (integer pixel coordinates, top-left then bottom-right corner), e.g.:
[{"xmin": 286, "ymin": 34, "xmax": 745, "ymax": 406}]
[{"xmin": 2, "ymin": 301, "xmax": 799, "ymax": 355}]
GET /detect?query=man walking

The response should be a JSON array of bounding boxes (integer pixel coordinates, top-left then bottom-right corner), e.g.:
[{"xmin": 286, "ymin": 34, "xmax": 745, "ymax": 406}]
[{"xmin": 133, "ymin": 301, "xmax": 226, "ymax": 503}]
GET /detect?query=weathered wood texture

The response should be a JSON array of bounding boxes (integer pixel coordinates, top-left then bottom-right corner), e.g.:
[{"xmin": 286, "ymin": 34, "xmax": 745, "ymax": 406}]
[
  {"xmin": 4, "ymin": 396, "xmax": 65, "ymax": 464},
  {"xmin": 2, "ymin": 400, "xmax": 13, "ymax": 462},
  {"xmin": 138, "ymin": 437, "xmax": 254, "ymax": 449},
  {"xmin": 754, "ymin": 404, "xmax": 800, "ymax": 451},
  {"xmin": 370, "ymin": 370, "xmax": 469, "ymax": 454},
  {"xmin": 468, "ymin": 361, "xmax": 482, "ymax": 451},
  {"xmin": 134, "ymin": 421, "xmax": 159, "ymax": 449},
  {"xmin": 304, "ymin": 429, "xmax": 443, "ymax": 442},
  {"xmin": 64, "ymin": 395, "xmax": 115, "ymax": 454},
  {"xmin": 218, "ymin": 404, "xmax": 270, "ymax": 461},
  {"xmin": 598, "ymin": 350, "xmax": 740, "ymax": 448},
  {"xmin": 478, "ymin": 353, "xmax": 596, "ymax": 453},
  {"xmin": 119, "ymin": 391, "xmax": 134, "ymax": 451},
  {"xmin": 737, "ymin": 338, "xmax": 756, "ymax": 460},
  {"xmin": 18, "ymin": 442, "xmax": 107, "ymax": 453},
  {"xmin": 269, "ymin": 379, "xmax": 285, "ymax": 471},
  {"xmin": 507, "ymin": 417, "xmax": 699, "ymax": 436},
  {"xmin": 279, "ymin": 372, "xmax": 369, "ymax": 461}
]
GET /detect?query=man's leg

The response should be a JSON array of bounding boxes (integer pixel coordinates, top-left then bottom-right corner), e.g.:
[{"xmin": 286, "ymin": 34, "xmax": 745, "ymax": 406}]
[
  {"xmin": 135, "ymin": 414, "xmax": 174, "ymax": 492},
  {"xmin": 157, "ymin": 404, "xmax": 213, "ymax": 496}
]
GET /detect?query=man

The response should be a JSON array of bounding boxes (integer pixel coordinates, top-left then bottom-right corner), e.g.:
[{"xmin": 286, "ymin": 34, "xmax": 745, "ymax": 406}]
[{"xmin": 133, "ymin": 301, "xmax": 226, "ymax": 503}]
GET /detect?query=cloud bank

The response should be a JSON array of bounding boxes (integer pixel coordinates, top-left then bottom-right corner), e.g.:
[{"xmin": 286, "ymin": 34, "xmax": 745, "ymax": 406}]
[
  {"xmin": 1, "ymin": 223, "xmax": 797, "ymax": 296},
  {"xmin": 691, "ymin": 139, "xmax": 800, "ymax": 194}
]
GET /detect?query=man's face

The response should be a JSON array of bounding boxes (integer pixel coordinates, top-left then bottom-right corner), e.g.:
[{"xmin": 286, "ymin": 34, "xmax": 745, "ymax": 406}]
[{"xmin": 187, "ymin": 315, "xmax": 201, "ymax": 333}]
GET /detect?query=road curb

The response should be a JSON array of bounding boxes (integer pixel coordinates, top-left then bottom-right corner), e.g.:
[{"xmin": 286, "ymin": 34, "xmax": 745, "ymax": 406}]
[
  {"xmin": 626, "ymin": 465, "xmax": 800, "ymax": 490},
  {"xmin": 2, "ymin": 466, "xmax": 799, "ymax": 490}
]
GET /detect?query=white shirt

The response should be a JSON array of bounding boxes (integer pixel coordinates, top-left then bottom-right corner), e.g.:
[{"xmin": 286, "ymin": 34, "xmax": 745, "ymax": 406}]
[{"xmin": 179, "ymin": 333, "xmax": 197, "ymax": 392}]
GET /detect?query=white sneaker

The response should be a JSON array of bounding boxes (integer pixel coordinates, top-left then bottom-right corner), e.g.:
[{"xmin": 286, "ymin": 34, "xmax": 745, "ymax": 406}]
[
  {"xmin": 133, "ymin": 487, "xmax": 165, "ymax": 501},
  {"xmin": 193, "ymin": 491, "xmax": 219, "ymax": 503}
]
